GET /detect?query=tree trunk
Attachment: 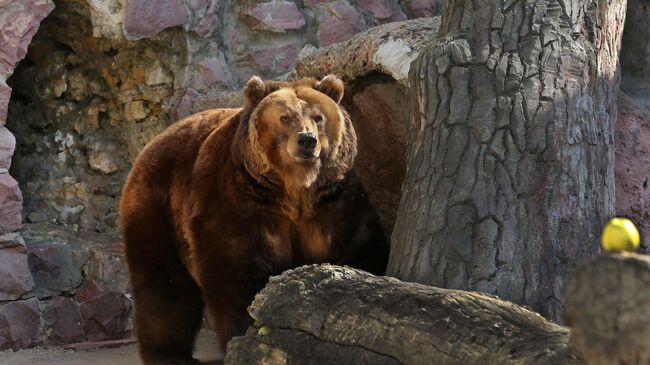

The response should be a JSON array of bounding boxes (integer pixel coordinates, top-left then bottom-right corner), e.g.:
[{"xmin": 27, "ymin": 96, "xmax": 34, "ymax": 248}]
[
  {"xmin": 564, "ymin": 253, "xmax": 650, "ymax": 365},
  {"xmin": 387, "ymin": 0, "xmax": 626, "ymax": 321},
  {"xmin": 225, "ymin": 264, "xmax": 582, "ymax": 365}
]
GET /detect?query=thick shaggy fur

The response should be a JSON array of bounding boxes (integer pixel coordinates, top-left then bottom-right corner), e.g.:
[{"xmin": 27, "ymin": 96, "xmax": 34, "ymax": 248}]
[{"xmin": 120, "ymin": 76, "xmax": 388, "ymax": 364}]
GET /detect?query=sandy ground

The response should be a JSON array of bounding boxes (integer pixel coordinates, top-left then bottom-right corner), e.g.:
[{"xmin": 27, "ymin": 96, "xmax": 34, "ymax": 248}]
[{"xmin": 0, "ymin": 331, "xmax": 223, "ymax": 365}]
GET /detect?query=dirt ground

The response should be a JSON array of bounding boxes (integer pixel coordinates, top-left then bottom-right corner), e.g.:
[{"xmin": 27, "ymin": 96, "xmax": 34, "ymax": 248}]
[{"xmin": 0, "ymin": 331, "xmax": 223, "ymax": 365}]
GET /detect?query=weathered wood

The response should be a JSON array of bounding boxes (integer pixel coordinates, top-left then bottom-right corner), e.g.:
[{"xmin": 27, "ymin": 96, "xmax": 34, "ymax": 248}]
[
  {"xmin": 292, "ymin": 17, "xmax": 440, "ymax": 86},
  {"xmin": 564, "ymin": 253, "xmax": 650, "ymax": 365},
  {"xmin": 387, "ymin": 0, "xmax": 627, "ymax": 321},
  {"xmin": 225, "ymin": 264, "xmax": 582, "ymax": 365}
]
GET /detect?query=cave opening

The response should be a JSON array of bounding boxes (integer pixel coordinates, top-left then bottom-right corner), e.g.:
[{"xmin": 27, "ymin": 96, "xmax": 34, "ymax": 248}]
[{"xmin": 6, "ymin": 0, "xmax": 184, "ymax": 234}]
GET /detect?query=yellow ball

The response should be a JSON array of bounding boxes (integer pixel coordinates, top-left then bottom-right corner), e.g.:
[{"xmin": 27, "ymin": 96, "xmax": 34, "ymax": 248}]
[
  {"xmin": 601, "ymin": 217, "xmax": 640, "ymax": 252},
  {"xmin": 257, "ymin": 325, "xmax": 271, "ymax": 336}
]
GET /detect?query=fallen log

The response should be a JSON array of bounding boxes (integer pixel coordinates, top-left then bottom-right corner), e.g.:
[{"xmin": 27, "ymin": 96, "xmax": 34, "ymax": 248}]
[
  {"xmin": 564, "ymin": 253, "xmax": 650, "ymax": 365},
  {"xmin": 225, "ymin": 264, "xmax": 582, "ymax": 365}
]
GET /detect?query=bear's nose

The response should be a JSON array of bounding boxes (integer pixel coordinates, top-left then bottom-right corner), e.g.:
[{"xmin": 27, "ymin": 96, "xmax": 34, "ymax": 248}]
[{"xmin": 297, "ymin": 132, "xmax": 317, "ymax": 152}]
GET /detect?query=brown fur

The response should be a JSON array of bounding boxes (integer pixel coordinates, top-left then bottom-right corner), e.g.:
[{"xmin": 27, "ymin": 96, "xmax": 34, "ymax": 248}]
[{"xmin": 120, "ymin": 75, "xmax": 388, "ymax": 364}]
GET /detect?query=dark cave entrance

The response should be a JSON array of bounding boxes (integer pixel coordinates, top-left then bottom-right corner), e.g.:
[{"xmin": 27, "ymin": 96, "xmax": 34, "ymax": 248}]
[{"xmin": 6, "ymin": 1, "xmax": 182, "ymax": 233}]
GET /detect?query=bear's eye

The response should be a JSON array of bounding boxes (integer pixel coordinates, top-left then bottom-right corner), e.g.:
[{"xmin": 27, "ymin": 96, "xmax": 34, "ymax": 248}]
[
  {"xmin": 314, "ymin": 115, "xmax": 324, "ymax": 123},
  {"xmin": 280, "ymin": 115, "xmax": 290, "ymax": 124}
]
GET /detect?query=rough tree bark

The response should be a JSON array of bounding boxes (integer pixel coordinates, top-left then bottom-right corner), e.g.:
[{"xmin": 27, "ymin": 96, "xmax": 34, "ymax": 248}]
[
  {"xmin": 564, "ymin": 253, "xmax": 650, "ymax": 365},
  {"xmin": 225, "ymin": 264, "xmax": 582, "ymax": 365},
  {"xmin": 387, "ymin": 0, "xmax": 626, "ymax": 321}
]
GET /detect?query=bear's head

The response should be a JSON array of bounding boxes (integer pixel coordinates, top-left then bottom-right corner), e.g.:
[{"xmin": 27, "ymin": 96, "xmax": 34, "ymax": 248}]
[{"xmin": 235, "ymin": 75, "xmax": 357, "ymax": 194}]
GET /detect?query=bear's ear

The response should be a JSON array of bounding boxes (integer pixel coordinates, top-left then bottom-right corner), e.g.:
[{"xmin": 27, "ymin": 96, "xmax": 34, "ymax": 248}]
[
  {"xmin": 315, "ymin": 75, "xmax": 344, "ymax": 104},
  {"xmin": 244, "ymin": 76, "xmax": 268, "ymax": 106}
]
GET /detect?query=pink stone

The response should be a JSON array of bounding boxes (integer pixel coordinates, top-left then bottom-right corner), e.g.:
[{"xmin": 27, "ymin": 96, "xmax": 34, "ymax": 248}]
[
  {"xmin": 0, "ymin": 298, "xmax": 40, "ymax": 350},
  {"xmin": 43, "ymin": 296, "xmax": 85, "ymax": 345},
  {"xmin": 76, "ymin": 280, "xmax": 131, "ymax": 341},
  {"xmin": 0, "ymin": 83, "xmax": 10, "ymax": 125},
  {"xmin": 401, "ymin": 0, "xmax": 443, "ymax": 18},
  {"xmin": 74, "ymin": 279, "xmax": 104, "ymax": 303},
  {"xmin": 123, "ymin": 0, "xmax": 190, "ymax": 40},
  {"xmin": 0, "ymin": 174, "xmax": 21, "ymax": 234},
  {"xmin": 174, "ymin": 88, "xmax": 199, "ymax": 120},
  {"xmin": 188, "ymin": 56, "xmax": 231, "ymax": 91},
  {"xmin": 27, "ymin": 241, "xmax": 84, "ymax": 298},
  {"xmin": 194, "ymin": 11, "xmax": 219, "ymax": 37},
  {"xmin": 242, "ymin": 1, "xmax": 306, "ymax": 32},
  {"xmin": 616, "ymin": 93, "xmax": 650, "ymax": 251},
  {"xmin": 189, "ymin": 0, "xmax": 220, "ymax": 37},
  {"xmin": 0, "ymin": 234, "xmax": 35, "ymax": 301},
  {"xmin": 251, "ymin": 43, "xmax": 300, "ymax": 73},
  {"xmin": 357, "ymin": 0, "xmax": 405, "ymax": 20},
  {"xmin": 0, "ymin": 0, "xmax": 55, "ymax": 75},
  {"xmin": 0, "ymin": 127, "xmax": 16, "ymax": 170},
  {"xmin": 317, "ymin": 1, "xmax": 364, "ymax": 46}
]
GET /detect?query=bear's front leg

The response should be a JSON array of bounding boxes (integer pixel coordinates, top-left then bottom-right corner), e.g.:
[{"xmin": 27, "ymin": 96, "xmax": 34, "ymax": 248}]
[
  {"xmin": 190, "ymin": 213, "xmax": 293, "ymax": 352},
  {"xmin": 199, "ymin": 262, "xmax": 271, "ymax": 351}
]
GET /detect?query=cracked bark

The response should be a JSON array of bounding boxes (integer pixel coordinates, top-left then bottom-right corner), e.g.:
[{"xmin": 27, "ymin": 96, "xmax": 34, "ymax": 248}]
[
  {"xmin": 225, "ymin": 264, "xmax": 581, "ymax": 365},
  {"xmin": 387, "ymin": 0, "xmax": 626, "ymax": 321}
]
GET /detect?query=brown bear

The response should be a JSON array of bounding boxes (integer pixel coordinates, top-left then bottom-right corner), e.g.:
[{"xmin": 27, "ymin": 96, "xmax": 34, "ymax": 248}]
[{"xmin": 119, "ymin": 75, "xmax": 389, "ymax": 364}]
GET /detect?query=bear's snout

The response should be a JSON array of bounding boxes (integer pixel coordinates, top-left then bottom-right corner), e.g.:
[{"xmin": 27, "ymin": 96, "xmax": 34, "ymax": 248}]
[{"xmin": 297, "ymin": 132, "xmax": 317, "ymax": 156}]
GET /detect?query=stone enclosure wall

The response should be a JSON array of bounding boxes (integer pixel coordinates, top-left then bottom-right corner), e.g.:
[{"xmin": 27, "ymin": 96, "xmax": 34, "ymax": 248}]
[{"xmin": 0, "ymin": 0, "xmax": 649, "ymax": 352}]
